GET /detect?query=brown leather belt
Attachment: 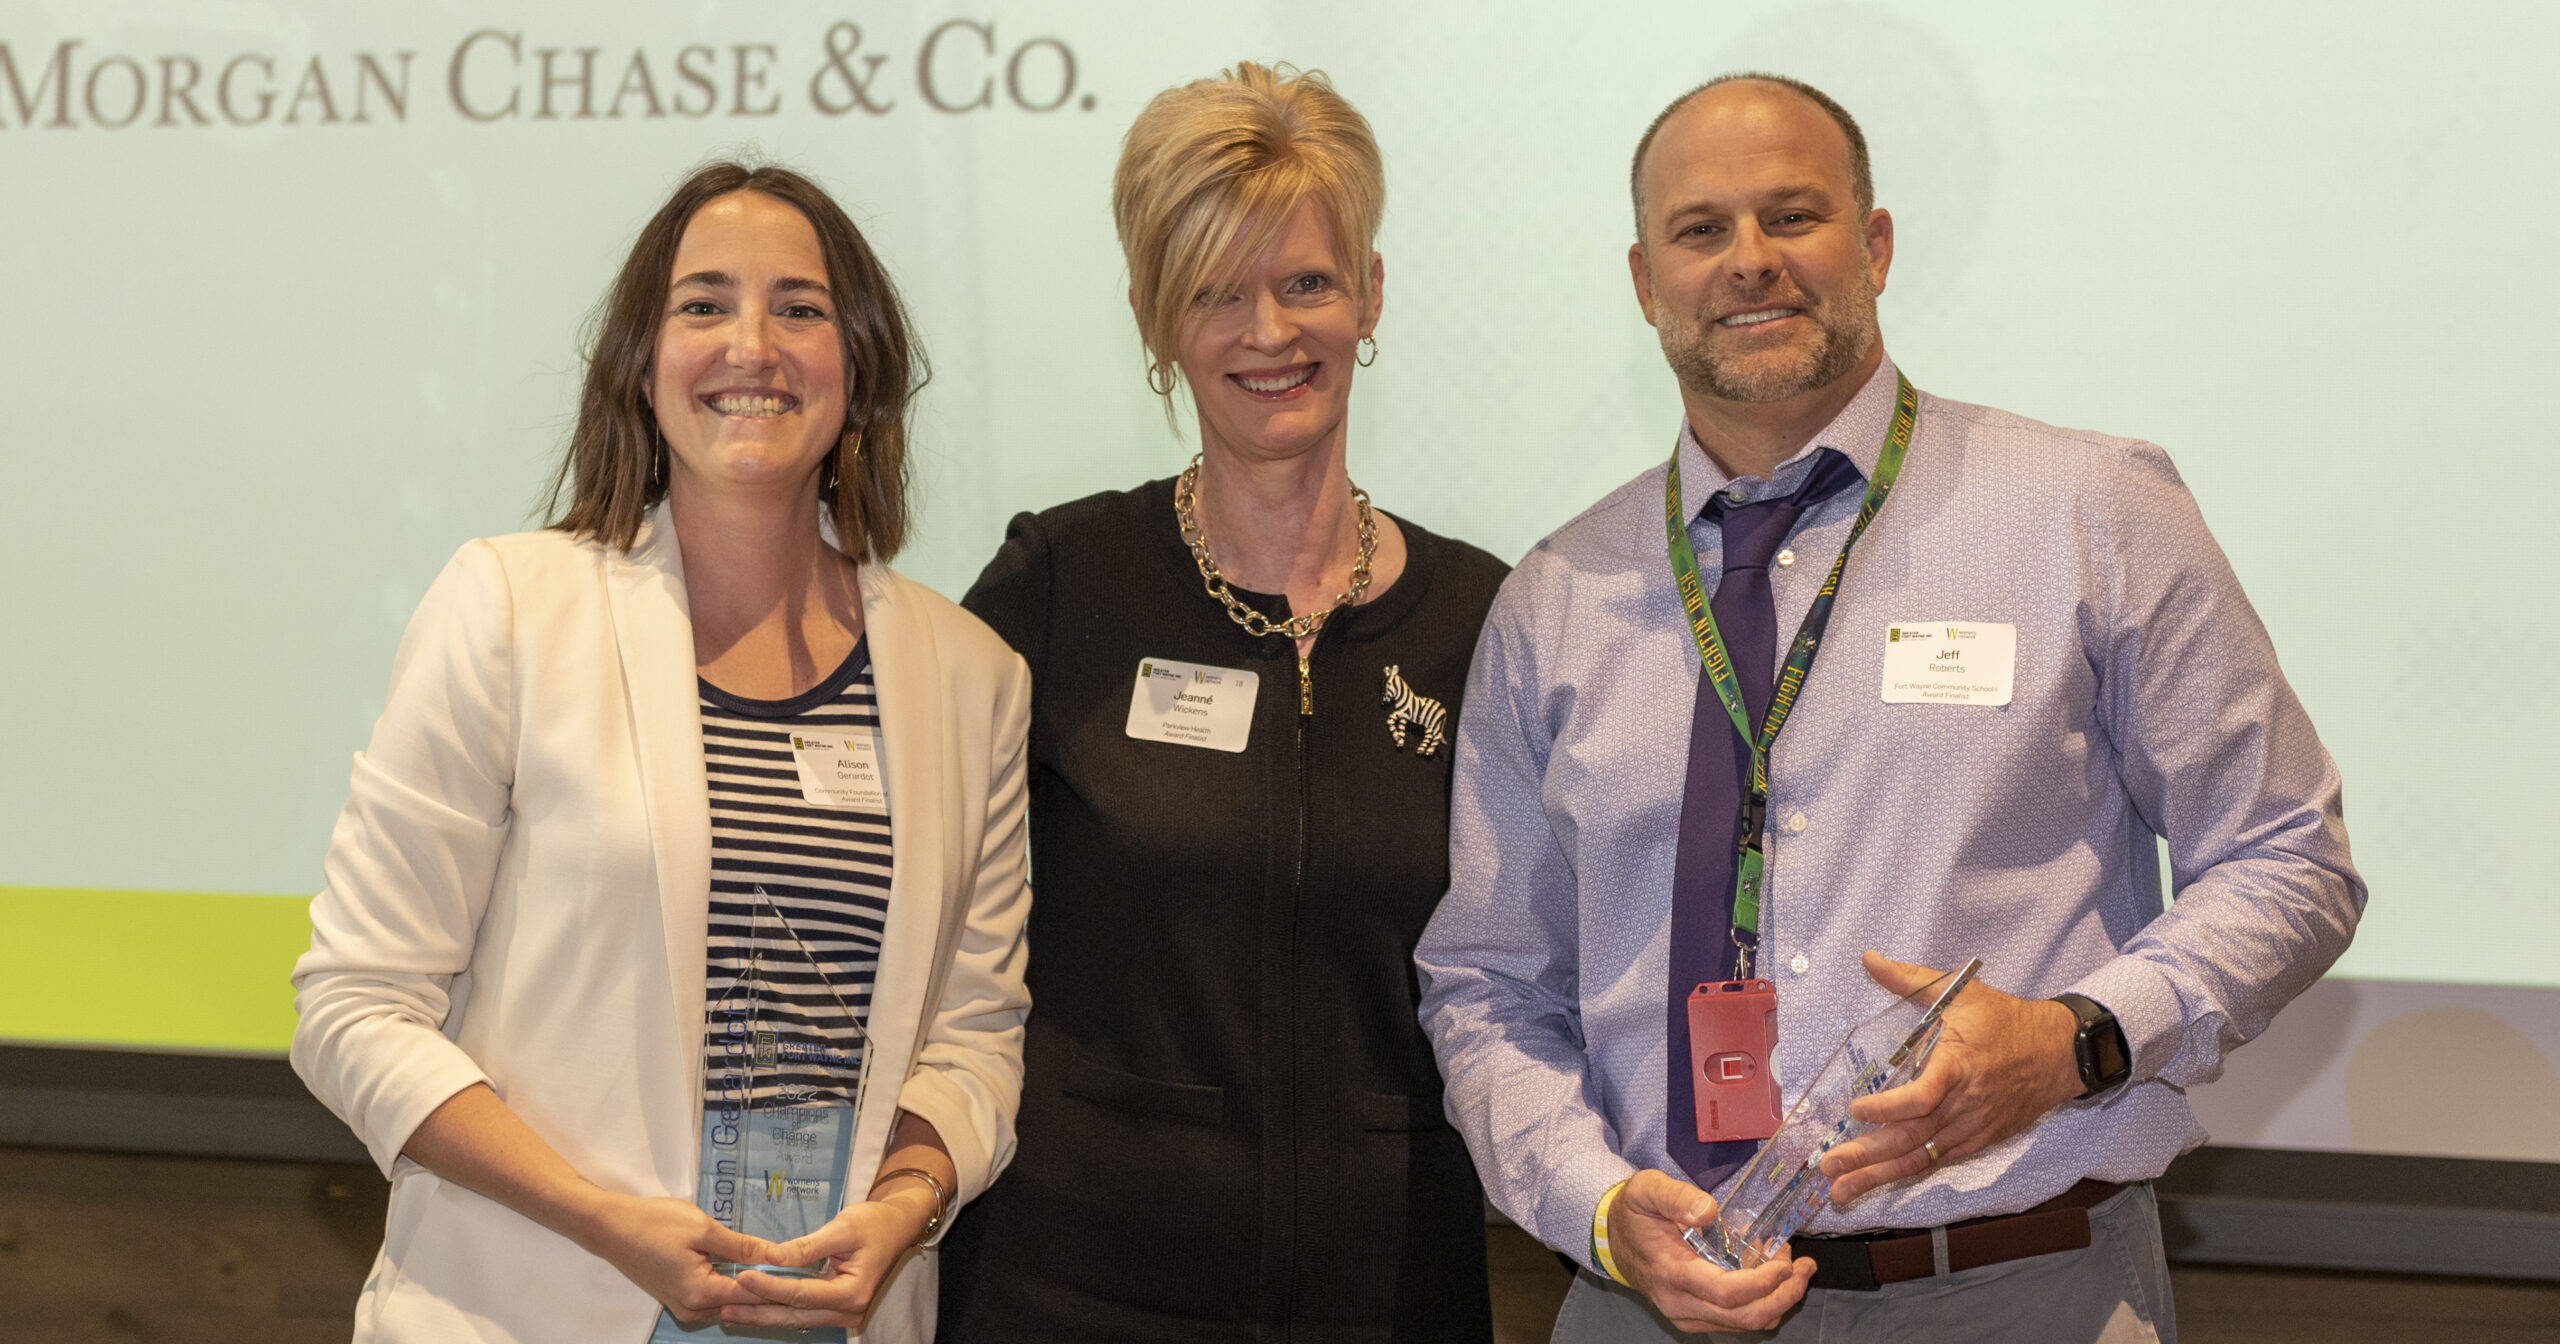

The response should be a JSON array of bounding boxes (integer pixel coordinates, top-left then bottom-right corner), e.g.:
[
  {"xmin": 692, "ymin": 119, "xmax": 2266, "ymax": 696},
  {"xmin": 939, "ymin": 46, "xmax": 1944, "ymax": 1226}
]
[{"xmin": 1789, "ymin": 1179, "xmax": 2123, "ymax": 1292}]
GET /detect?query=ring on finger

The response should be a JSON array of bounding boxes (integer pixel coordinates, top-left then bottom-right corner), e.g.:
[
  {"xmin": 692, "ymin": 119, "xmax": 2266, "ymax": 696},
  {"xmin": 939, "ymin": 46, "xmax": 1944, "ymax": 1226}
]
[{"xmin": 1922, "ymin": 1139, "xmax": 1942, "ymax": 1165}]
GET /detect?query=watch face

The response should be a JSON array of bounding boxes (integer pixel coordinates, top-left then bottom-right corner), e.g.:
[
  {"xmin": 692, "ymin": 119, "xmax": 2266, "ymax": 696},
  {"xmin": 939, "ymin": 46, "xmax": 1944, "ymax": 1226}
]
[
  {"xmin": 2083, "ymin": 1025, "xmax": 2129, "ymax": 1092},
  {"xmin": 2064, "ymin": 995, "xmax": 2131, "ymax": 1095},
  {"xmin": 2089, "ymin": 1024, "xmax": 2129, "ymax": 1085}
]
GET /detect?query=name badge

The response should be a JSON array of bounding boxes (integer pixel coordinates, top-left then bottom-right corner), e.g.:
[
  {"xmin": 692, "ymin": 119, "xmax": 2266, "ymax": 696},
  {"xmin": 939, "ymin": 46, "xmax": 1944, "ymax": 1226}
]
[
  {"xmin": 787, "ymin": 727, "xmax": 889, "ymax": 811},
  {"xmin": 1881, "ymin": 622, "xmax": 2016, "ymax": 705},
  {"xmin": 1125, "ymin": 656, "xmax": 1258, "ymax": 753}
]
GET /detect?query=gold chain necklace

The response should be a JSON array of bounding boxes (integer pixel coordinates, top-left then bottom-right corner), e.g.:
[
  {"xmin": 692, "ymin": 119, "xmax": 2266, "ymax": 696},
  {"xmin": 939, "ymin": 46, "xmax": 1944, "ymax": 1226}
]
[{"xmin": 1174, "ymin": 453, "xmax": 1377, "ymax": 642}]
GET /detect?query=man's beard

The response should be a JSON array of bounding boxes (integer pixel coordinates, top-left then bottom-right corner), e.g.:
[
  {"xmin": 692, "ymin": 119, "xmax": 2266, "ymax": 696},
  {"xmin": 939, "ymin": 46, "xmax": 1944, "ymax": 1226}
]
[{"xmin": 1659, "ymin": 268, "xmax": 1880, "ymax": 404}]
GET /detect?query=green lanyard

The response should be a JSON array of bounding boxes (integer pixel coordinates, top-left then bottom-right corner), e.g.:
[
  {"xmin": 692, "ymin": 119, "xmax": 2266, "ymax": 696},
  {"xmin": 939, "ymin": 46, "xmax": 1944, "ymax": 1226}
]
[{"xmin": 1663, "ymin": 372, "xmax": 1918, "ymax": 962}]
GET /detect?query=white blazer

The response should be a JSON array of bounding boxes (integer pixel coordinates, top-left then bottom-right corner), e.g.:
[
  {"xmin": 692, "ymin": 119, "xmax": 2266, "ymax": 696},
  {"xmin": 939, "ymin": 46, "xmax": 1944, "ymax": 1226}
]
[{"xmin": 291, "ymin": 509, "xmax": 1031, "ymax": 1343}]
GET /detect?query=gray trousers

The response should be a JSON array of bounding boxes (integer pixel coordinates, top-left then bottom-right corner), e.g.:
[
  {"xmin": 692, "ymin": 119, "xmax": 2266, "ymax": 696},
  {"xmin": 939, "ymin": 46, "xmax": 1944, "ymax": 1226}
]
[{"xmin": 1551, "ymin": 1184, "xmax": 2176, "ymax": 1344}]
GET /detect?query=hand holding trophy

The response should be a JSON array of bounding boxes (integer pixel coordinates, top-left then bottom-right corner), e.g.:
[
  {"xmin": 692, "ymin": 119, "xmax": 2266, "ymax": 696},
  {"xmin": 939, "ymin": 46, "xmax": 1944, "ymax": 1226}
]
[
  {"xmin": 653, "ymin": 888, "xmax": 878, "ymax": 1341},
  {"xmin": 1686, "ymin": 959, "xmax": 1984, "ymax": 1270}
]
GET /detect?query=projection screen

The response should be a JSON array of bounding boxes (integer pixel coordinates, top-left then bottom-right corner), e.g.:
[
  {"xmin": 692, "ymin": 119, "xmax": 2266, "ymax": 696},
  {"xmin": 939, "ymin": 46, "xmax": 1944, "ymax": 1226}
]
[{"xmin": 3, "ymin": 0, "xmax": 2553, "ymax": 1163}]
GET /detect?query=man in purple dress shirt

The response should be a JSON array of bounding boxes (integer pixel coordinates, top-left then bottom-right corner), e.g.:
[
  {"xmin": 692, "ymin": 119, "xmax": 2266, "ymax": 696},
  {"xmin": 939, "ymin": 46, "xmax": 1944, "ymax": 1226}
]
[{"xmin": 1415, "ymin": 74, "xmax": 2362, "ymax": 1341}]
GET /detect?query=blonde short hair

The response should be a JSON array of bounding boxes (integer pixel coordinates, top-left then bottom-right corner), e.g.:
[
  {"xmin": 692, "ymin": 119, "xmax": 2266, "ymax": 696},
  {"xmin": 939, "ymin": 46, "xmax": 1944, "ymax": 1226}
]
[{"xmin": 1112, "ymin": 62, "xmax": 1384, "ymax": 407}]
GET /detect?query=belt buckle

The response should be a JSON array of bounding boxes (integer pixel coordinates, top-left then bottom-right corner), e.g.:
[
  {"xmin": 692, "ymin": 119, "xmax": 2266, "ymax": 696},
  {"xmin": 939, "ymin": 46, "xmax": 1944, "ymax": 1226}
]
[{"xmin": 1789, "ymin": 1232, "xmax": 1885, "ymax": 1292}]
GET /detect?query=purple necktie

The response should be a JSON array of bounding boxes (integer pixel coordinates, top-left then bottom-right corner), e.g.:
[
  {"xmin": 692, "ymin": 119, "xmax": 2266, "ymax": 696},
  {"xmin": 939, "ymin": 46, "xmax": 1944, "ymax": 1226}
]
[{"xmin": 1665, "ymin": 447, "xmax": 1863, "ymax": 1191}]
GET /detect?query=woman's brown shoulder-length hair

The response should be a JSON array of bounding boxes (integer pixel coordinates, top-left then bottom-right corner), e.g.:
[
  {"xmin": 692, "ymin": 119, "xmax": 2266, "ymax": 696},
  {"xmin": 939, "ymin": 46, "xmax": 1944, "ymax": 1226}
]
[{"xmin": 545, "ymin": 160, "xmax": 924, "ymax": 562}]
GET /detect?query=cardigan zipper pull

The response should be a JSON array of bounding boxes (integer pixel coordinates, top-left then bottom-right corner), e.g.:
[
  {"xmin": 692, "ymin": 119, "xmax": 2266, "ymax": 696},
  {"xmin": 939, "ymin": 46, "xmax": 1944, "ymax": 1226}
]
[{"xmin": 1298, "ymin": 656, "xmax": 1313, "ymax": 716}]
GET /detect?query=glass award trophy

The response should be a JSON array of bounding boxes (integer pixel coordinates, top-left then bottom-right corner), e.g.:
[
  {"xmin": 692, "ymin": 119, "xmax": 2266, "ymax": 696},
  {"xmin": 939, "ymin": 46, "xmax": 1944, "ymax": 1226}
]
[
  {"xmin": 1685, "ymin": 958, "xmax": 1982, "ymax": 1271},
  {"xmin": 654, "ymin": 888, "xmax": 873, "ymax": 1344}
]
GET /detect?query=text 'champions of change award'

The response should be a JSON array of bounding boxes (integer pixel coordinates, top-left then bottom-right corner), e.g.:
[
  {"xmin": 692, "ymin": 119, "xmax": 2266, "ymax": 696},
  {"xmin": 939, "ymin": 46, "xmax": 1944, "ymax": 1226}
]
[{"xmin": 657, "ymin": 887, "xmax": 873, "ymax": 1343}]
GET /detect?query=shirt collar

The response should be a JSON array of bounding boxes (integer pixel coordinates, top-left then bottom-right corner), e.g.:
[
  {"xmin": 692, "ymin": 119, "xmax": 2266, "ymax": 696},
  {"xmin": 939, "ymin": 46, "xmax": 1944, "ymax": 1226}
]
[{"xmin": 1674, "ymin": 352, "xmax": 1901, "ymax": 521}]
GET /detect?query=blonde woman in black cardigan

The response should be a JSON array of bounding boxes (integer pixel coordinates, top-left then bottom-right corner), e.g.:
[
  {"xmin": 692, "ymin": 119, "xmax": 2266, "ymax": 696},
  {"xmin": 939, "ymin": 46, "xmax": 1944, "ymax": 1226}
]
[{"xmin": 936, "ymin": 64, "xmax": 1507, "ymax": 1343}]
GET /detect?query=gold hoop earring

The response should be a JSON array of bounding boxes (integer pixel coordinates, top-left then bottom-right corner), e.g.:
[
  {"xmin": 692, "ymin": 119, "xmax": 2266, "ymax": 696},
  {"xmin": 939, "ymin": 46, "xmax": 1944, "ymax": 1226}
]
[
  {"xmin": 650, "ymin": 437, "xmax": 668, "ymax": 491},
  {"xmin": 1356, "ymin": 335, "xmax": 1379, "ymax": 367},
  {"xmin": 1148, "ymin": 363, "xmax": 1179, "ymax": 396}
]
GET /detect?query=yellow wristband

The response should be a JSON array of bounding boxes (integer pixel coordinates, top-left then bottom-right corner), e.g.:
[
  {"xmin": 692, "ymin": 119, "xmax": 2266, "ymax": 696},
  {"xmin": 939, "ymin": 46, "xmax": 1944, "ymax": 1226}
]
[{"xmin": 1590, "ymin": 1178, "xmax": 1633, "ymax": 1286}]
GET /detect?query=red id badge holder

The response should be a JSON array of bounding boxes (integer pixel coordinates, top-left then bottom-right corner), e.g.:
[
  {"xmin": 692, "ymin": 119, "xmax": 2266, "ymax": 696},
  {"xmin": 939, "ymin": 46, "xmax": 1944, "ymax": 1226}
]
[{"xmin": 1687, "ymin": 979, "xmax": 1782, "ymax": 1143}]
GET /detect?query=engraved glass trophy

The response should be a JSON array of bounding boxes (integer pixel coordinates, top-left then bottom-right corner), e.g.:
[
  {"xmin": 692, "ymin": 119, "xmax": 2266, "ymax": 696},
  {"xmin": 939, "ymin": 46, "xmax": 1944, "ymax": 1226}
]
[
  {"xmin": 655, "ymin": 888, "xmax": 874, "ymax": 1342},
  {"xmin": 1686, "ymin": 959, "xmax": 1982, "ymax": 1271}
]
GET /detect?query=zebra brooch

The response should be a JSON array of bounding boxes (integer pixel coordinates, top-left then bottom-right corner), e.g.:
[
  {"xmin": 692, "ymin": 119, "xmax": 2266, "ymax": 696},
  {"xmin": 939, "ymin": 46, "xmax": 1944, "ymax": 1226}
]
[{"xmin": 1379, "ymin": 665, "xmax": 1448, "ymax": 758}]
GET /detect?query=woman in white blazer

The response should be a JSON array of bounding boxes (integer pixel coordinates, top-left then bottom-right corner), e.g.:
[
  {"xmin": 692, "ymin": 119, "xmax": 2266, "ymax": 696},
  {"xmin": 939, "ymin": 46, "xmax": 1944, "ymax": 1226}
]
[{"xmin": 291, "ymin": 162, "xmax": 1030, "ymax": 1343}]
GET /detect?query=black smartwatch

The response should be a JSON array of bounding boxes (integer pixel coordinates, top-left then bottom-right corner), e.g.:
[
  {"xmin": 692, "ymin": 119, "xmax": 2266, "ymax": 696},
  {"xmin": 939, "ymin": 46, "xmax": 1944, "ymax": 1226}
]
[{"xmin": 2052, "ymin": 993, "xmax": 2131, "ymax": 1098}]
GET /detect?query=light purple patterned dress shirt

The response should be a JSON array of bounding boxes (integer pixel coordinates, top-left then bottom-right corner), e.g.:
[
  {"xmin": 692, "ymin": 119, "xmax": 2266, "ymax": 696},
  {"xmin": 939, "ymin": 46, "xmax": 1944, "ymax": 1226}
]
[{"xmin": 1415, "ymin": 355, "xmax": 2364, "ymax": 1254}]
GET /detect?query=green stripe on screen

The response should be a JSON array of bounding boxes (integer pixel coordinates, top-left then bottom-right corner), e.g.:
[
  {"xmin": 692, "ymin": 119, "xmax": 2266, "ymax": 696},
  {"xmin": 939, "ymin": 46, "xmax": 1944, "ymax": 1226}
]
[{"xmin": 0, "ymin": 886, "xmax": 311, "ymax": 1055}]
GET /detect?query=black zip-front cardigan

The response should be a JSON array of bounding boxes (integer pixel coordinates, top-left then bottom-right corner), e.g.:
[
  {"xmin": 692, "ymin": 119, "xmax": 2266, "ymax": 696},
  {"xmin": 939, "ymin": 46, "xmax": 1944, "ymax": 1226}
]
[{"xmin": 937, "ymin": 477, "xmax": 1508, "ymax": 1344}]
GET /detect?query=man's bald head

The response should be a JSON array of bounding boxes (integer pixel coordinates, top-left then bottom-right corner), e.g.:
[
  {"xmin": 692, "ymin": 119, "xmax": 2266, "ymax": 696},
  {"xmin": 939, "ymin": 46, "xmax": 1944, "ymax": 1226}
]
[{"xmin": 1629, "ymin": 73, "xmax": 1873, "ymax": 238}]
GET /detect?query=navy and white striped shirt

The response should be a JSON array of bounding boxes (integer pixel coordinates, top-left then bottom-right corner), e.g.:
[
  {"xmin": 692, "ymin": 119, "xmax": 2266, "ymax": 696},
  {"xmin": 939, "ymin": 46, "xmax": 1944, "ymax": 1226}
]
[{"xmin": 698, "ymin": 640, "xmax": 890, "ymax": 1109}]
